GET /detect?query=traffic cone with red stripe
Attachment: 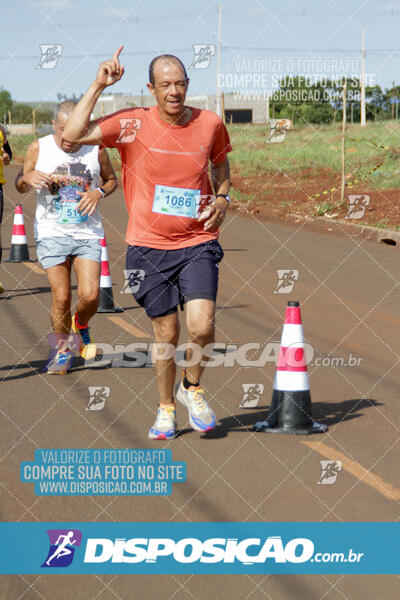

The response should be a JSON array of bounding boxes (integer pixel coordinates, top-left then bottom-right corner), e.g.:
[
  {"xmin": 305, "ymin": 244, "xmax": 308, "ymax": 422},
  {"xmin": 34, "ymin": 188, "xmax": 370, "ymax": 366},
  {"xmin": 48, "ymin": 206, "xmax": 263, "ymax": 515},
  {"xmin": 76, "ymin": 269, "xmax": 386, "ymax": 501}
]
[
  {"xmin": 97, "ymin": 236, "xmax": 123, "ymax": 313},
  {"xmin": 254, "ymin": 300, "xmax": 327, "ymax": 435},
  {"xmin": 5, "ymin": 204, "xmax": 36, "ymax": 262}
]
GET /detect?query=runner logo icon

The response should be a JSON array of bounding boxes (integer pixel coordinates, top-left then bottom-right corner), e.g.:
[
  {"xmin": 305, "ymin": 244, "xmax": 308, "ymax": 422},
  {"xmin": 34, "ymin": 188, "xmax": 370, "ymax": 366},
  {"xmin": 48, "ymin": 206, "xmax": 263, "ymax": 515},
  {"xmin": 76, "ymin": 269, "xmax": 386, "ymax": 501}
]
[
  {"xmin": 86, "ymin": 386, "xmax": 110, "ymax": 411},
  {"xmin": 121, "ymin": 269, "xmax": 145, "ymax": 293},
  {"xmin": 317, "ymin": 460, "xmax": 342, "ymax": 485},
  {"xmin": 267, "ymin": 119, "xmax": 291, "ymax": 143},
  {"xmin": 37, "ymin": 44, "xmax": 63, "ymax": 69},
  {"xmin": 116, "ymin": 118, "xmax": 142, "ymax": 143},
  {"xmin": 274, "ymin": 270, "xmax": 299, "ymax": 294},
  {"xmin": 239, "ymin": 383, "xmax": 264, "ymax": 408},
  {"xmin": 346, "ymin": 195, "xmax": 370, "ymax": 219},
  {"xmin": 41, "ymin": 529, "xmax": 82, "ymax": 568},
  {"xmin": 189, "ymin": 44, "xmax": 216, "ymax": 69}
]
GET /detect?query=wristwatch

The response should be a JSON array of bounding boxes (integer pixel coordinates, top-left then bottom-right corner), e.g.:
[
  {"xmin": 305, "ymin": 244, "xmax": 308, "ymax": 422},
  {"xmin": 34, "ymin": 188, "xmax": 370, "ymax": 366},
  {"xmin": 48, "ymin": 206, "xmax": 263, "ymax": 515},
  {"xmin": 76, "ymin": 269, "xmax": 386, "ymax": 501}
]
[
  {"xmin": 216, "ymin": 193, "xmax": 231, "ymax": 205},
  {"xmin": 95, "ymin": 187, "xmax": 106, "ymax": 199}
]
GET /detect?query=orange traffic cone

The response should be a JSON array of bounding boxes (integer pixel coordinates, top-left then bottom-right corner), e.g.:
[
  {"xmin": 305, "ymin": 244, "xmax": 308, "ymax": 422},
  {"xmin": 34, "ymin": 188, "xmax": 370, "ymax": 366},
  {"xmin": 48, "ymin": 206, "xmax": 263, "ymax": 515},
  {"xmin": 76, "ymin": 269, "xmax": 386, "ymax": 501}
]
[
  {"xmin": 5, "ymin": 204, "xmax": 36, "ymax": 262},
  {"xmin": 97, "ymin": 236, "xmax": 123, "ymax": 313},
  {"xmin": 254, "ymin": 300, "xmax": 327, "ymax": 435}
]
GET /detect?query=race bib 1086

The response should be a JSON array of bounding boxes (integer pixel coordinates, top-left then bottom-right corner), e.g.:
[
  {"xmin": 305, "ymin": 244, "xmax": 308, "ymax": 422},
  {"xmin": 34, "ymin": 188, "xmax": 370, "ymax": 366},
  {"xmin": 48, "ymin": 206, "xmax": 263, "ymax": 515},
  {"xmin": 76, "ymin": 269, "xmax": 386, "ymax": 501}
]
[{"xmin": 152, "ymin": 185, "xmax": 200, "ymax": 219}]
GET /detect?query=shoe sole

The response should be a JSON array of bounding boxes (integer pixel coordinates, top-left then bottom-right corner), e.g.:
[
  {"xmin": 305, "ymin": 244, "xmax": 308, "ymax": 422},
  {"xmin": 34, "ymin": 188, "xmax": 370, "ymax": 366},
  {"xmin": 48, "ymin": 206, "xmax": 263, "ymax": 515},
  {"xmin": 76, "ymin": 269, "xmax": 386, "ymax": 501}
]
[
  {"xmin": 175, "ymin": 383, "xmax": 216, "ymax": 433},
  {"xmin": 148, "ymin": 432, "xmax": 176, "ymax": 440},
  {"xmin": 46, "ymin": 361, "xmax": 72, "ymax": 375},
  {"xmin": 148, "ymin": 425, "xmax": 177, "ymax": 440},
  {"xmin": 79, "ymin": 343, "xmax": 97, "ymax": 360},
  {"xmin": 47, "ymin": 370, "xmax": 69, "ymax": 375}
]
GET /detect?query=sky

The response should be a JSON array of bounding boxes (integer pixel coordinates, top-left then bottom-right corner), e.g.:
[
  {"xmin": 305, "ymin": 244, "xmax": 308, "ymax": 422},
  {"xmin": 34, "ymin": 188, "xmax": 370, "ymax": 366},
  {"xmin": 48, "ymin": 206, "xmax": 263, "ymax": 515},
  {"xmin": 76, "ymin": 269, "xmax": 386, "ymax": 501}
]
[{"xmin": 1, "ymin": 0, "xmax": 400, "ymax": 103}]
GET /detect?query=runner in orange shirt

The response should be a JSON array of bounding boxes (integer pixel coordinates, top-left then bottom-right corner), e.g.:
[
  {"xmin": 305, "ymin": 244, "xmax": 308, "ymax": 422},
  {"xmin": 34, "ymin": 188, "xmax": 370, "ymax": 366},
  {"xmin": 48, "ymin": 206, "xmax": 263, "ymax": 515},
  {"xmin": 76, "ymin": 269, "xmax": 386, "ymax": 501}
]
[{"xmin": 64, "ymin": 47, "xmax": 232, "ymax": 439}]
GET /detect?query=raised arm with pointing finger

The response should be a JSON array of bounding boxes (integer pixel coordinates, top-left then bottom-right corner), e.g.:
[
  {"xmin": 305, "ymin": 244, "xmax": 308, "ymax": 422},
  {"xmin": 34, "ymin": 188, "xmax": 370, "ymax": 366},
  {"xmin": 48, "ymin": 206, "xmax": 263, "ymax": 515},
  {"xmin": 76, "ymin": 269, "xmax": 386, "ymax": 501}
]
[{"xmin": 63, "ymin": 46, "xmax": 125, "ymax": 146}]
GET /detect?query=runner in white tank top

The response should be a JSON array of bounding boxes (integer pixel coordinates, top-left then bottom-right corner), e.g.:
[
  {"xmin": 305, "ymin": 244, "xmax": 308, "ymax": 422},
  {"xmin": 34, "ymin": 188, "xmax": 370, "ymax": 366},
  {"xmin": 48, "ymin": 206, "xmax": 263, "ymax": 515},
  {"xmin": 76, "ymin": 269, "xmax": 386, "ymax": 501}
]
[
  {"xmin": 34, "ymin": 133, "xmax": 104, "ymax": 241},
  {"xmin": 15, "ymin": 100, "xmax": 118, "ymax": 374}
]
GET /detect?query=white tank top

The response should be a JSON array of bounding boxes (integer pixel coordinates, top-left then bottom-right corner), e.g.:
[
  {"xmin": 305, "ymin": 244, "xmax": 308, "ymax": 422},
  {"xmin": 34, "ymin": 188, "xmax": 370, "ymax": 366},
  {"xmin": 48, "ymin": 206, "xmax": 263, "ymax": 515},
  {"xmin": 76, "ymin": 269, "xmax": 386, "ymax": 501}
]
[{"xmin": 34, "ymin": 135, "xmax": 104, "ymax": 240}]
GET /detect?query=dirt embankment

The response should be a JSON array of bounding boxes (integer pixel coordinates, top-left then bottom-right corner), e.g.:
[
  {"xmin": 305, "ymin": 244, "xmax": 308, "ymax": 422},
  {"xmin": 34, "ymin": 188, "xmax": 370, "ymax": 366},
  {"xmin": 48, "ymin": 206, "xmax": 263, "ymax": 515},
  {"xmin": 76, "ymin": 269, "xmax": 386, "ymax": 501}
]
[{"xmin": 232, "ymin": 168, "xmax": 400, "ymax": 230}]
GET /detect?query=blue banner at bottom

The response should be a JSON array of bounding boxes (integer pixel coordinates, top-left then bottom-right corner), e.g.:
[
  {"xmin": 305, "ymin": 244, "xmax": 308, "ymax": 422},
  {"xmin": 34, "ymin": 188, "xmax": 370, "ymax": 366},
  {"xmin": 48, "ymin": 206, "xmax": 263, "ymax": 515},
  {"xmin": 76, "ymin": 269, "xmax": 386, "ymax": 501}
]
[{"xmin": 0, "ymin": 522, "xmax": 398, "ymax": 574}]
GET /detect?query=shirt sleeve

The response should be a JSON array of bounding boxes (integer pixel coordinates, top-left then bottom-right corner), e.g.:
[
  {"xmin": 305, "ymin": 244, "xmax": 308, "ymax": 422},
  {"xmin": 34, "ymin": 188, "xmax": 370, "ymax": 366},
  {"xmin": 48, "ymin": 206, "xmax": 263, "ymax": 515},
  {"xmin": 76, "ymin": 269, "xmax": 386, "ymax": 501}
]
[
  {"xmin": 210, "ymin": 119, "xmax": 232, "ymax": 165},
  {"xmin": 95, "ymin": 111, "xmax": 125, "ymax": 148}
]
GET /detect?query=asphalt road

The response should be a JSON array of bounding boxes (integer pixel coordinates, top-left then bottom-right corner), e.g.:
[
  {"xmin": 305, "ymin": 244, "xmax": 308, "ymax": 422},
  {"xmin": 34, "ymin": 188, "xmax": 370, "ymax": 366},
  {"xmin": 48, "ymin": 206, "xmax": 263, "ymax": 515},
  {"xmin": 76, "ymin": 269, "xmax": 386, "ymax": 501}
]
[{"xmin": 1, "ymin": 165, "xmax": 399, "ymax": 598}]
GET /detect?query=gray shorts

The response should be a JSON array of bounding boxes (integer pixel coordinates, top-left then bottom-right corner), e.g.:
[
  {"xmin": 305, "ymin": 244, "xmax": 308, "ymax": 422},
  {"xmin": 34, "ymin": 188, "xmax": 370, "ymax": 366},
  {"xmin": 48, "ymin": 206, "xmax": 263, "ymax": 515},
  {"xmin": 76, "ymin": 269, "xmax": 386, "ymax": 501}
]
[{"xmin": 36, "ymin": 237, "xmax": 102, "ymax": 270}]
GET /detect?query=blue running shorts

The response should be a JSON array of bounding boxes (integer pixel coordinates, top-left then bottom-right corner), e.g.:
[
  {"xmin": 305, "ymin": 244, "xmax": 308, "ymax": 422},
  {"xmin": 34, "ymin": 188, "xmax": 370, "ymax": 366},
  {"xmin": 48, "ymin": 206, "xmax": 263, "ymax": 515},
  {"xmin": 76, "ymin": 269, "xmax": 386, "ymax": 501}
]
[{"xmin": 125, "ymin": 240, "xmax": 224, "ymax": 318}]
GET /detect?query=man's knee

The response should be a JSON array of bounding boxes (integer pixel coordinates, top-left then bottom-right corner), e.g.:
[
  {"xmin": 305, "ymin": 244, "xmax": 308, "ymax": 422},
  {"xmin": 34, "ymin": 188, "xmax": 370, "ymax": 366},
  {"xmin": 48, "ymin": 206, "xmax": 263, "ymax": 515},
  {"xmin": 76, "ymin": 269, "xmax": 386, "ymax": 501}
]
[
  {"xmin": 78, "ymin": 287, "xmax": 99, "ymax": 307},
  {"xmin": 187, "ymin": 321, "xmax": 214, "ymax": 343},
  {"xmin": 154, "ymin": 327, "xmax": 179, "ymax": 346},
  {"xmin": 52, "ymin": 288, "xmax": 71, "ymax": 311},
  {"xmin": 153, "ymin": 319, "xmax": 179, "ymax": 345}
]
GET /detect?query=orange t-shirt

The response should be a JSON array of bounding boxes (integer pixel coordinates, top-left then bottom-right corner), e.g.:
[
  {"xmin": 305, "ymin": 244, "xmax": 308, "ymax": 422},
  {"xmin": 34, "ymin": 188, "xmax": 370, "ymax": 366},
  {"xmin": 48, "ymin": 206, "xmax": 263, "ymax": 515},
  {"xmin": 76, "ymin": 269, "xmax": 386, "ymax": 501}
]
[{"xmin": 97, "ymin": 105, "xmax": 232, "ymax": 249}]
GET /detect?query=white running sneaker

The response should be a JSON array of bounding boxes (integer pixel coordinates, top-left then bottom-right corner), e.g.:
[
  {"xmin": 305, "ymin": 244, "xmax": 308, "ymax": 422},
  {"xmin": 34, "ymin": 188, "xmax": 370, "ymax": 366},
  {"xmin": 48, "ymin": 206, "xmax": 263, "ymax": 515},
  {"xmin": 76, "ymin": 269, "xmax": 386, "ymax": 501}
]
[
  {"xmin": 176, "ymin": 376, "xmax": 216, "ymax": 432},
  {"xmin": 148, "ymin": 405, "xmax": 177, "ymax": 440}
]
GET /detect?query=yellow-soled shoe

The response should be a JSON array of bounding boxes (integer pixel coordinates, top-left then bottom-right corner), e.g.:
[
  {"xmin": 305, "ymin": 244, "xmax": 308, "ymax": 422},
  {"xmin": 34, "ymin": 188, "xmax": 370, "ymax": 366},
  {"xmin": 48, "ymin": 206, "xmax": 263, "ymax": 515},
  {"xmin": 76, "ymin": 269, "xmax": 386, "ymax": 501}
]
[{"xmin": 71, "ymin": 313, "xmax": 97, "ymax": 360}]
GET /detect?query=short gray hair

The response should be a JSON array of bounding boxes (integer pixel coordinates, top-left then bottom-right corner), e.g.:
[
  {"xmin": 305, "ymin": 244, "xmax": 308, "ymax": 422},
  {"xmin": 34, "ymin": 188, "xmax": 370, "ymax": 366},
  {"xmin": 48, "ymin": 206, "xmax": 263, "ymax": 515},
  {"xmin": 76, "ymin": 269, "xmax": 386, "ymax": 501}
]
[
  {"xmin": 149, "ymin": 55, "xmax": 187, "ymax": 85},
  {"xmin": 54, "ymin": 100, "xmax": 76, "ymax": 122}
]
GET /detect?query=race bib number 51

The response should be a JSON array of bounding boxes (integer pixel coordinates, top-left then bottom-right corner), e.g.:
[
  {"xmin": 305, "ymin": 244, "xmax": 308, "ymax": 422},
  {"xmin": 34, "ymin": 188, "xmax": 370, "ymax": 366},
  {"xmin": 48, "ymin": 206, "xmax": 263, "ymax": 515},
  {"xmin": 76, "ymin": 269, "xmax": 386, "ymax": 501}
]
[
  {"xmin": 56, "ymin": 186, "xmax": 88, "ymax": 224},
  {"xmin": 152, "ymin": 185, "xmax": 200, "ymax": 219}
]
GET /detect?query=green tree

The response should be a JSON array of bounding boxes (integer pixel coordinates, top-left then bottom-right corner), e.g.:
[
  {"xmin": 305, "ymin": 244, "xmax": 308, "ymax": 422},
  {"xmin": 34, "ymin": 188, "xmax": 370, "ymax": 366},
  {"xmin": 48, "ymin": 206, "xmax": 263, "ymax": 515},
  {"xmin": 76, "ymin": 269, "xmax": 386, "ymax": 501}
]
[
  {"xmin": 365, "ymin": 85, "xmax": 386, "ymax": 121},
  {"xmin": 12, "ymin": 103, "xmax": 53, "ymax": 124},
  {"xmin": 0, "ymin": 87, "xmax": 12, "ymax": 119},
  {"xmin": 271, "ymin": 76, "xmax": 335, "ymax": 124},
  {"xmin": 35, "ymin": 107, "xmax": 53, "ymax": 124},
  {"xmin": 11, "ymin": 103, "xmax": 33, "ymax": 123}
]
